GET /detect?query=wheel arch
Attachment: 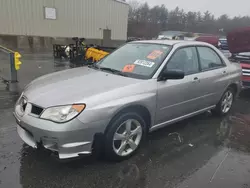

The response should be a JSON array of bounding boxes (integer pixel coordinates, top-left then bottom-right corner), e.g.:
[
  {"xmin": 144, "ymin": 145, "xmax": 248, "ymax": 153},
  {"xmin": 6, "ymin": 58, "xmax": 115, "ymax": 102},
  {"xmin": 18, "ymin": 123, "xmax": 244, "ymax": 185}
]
[
  {"xmin": 219, "ymin": 83, "xmax": 239, "ymax": 100},
  {"xmin": 104, "ymin": 104, "xmax": 152, "ymax": 135},
  {"xmin": 92, "ymin": 104, "xmax": 152, "ymax": 156},
  {"xmin": 228, "ymin": 83, "xmax": 238, "ymax": 96}
]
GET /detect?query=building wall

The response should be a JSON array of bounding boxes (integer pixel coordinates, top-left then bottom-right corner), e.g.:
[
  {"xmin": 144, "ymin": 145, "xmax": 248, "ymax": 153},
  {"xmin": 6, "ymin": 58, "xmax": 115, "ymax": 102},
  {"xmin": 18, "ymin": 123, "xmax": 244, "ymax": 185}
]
[{"xmin": 0, "ymin": 0, "xmax": 129, "ymax": 40}]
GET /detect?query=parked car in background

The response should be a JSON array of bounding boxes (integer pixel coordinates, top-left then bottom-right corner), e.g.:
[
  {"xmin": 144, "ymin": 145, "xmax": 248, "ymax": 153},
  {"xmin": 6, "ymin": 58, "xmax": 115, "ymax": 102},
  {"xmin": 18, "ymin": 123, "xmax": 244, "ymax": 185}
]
[
  {"xmin": 227, "ymin": 27, "xmax": 250, "ymax": 89},
  {"xmin": 218, "ymin": 37, "xmax": 229, "ymax": 50},
  {"xmin": 157, "ymin": 31, "xmax": 199, "ymax": 41},
  {"xmin": 229, "ymin": 52, "xmax": 250, "ymax": 89},
  {"xmin": 14, "ymin": 40, "xmax": 241, "ymax": 161},
  {"xmin": 127, "ymin": 37, "xmax": 143, "ymax": 42},
  {"xmin": 195, "ymin": 35, "xmax": 219, "ymax": 47},
  {"xmin": 157, "ymin": 30, "xmax": 189, "ymax": 40}
]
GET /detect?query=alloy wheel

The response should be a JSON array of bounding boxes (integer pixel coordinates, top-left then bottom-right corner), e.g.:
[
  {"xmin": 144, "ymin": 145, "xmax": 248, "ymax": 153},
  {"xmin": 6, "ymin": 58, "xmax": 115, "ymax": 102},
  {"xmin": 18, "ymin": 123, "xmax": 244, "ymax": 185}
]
[
  {"xmin": 221, "ymin": 91, "xmax": 233, "ymax": 114},
  {"xmin": 112, "ymin": 119, "xmax": 143, "ymax": 156}
]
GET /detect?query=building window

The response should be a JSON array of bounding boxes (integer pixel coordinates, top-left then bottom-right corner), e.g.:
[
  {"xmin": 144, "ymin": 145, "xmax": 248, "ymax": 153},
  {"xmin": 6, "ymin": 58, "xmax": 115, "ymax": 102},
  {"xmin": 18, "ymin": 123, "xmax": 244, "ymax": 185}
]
[{"xmin": 44, "ymin": 7, "xmax": 57, "ymax": 20}]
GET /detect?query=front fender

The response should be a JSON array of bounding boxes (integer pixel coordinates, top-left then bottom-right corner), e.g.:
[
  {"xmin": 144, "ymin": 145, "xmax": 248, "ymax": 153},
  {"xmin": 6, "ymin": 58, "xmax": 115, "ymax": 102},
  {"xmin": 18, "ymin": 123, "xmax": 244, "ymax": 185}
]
[{"xmin": 77, "ymin": 92, "xmax": 157, "ymax": 129}]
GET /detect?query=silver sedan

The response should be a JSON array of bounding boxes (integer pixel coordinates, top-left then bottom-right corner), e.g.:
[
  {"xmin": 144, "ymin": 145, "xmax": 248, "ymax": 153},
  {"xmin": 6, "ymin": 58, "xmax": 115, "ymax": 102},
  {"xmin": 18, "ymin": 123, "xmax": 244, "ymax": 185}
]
[{"xmin": 14, "ymin": 40, "xmax": 242, "ymax": 161}]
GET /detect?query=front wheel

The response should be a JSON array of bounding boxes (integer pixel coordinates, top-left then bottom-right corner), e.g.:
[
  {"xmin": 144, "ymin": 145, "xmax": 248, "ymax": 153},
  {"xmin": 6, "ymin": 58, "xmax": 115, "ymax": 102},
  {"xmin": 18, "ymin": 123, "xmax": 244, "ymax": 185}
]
[
  {"xmin": 104, "ymin": 112, "xmax": 146, "ymax": 161},
  {"xmin": 212, "ymin": 87, "xmax": 235, "ymax": 116}
]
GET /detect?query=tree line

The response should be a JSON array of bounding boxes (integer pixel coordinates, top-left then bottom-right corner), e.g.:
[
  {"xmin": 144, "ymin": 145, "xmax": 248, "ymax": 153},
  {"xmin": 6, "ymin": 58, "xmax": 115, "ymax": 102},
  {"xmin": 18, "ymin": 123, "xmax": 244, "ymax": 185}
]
[{"xmin": 127, "ymin": 0, "xmax": 250, "ymax": 38}]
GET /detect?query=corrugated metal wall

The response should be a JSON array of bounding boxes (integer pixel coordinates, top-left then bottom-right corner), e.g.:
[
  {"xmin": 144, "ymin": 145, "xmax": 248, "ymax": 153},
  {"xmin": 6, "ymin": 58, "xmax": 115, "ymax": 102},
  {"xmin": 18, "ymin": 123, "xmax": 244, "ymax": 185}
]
[{"xmin": 0, "ymin": 0, "xmax": 129, "ymax": 40}]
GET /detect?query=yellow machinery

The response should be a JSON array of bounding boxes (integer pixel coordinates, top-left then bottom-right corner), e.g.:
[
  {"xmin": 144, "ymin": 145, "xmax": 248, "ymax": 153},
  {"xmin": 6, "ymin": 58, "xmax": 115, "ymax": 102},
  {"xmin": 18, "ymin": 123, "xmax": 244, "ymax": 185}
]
[
  {"xmin": 53, "ymin": 37, "xmax": 116, "ymax": 64},
  {"xmin": 85, "ymin": 47, "xmax": 109, "ymax": 62}
]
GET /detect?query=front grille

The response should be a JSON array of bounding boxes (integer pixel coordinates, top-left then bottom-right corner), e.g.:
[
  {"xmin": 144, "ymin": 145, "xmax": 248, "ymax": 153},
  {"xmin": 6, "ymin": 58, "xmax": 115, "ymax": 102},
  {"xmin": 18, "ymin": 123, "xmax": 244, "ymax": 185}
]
[
  {"xmin": 241, "ymin": 65, "xmax": 250, "ymax": 76},
  {"xmin": 31, "ymin": 105, "xmax": 44, "ymax": 116},
  {"xmin": 242, "ymin": 69, "xmax": 250, "ymax": 76}
]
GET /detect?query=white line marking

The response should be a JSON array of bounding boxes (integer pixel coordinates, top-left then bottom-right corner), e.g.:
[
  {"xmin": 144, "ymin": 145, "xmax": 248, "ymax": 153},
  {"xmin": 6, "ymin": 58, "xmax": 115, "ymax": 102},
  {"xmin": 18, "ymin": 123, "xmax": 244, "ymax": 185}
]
[{"xmin": 210, "ymin": 148, "xmax": 231, "ymax": 183}]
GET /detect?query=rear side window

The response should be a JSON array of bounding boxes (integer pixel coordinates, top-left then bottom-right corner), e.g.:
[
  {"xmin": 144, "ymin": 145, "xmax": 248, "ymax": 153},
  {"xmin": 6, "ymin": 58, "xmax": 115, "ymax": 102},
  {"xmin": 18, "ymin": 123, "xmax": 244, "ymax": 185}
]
[{"xmin": 197, "ymin": 47, "xmax": 224, "ymax": 70}]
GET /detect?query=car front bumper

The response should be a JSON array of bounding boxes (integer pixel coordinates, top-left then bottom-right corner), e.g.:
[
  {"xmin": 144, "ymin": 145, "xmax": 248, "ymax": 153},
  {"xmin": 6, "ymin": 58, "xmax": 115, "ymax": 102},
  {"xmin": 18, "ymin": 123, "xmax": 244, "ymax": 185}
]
[{"xmin": 14, "ymin": 105, "xmax": 109, "ymax": 159}]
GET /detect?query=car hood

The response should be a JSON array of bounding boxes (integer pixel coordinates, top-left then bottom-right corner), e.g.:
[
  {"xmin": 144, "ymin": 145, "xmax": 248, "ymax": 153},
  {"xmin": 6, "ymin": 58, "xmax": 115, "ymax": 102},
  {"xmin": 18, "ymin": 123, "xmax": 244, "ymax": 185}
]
[
  {"xmin": 24, "ymin": 67, "xmax": 145, "ymax": 107},
  {"xmin": 227, "ymin": 27, "xmax": 250, "ymax": 53}
]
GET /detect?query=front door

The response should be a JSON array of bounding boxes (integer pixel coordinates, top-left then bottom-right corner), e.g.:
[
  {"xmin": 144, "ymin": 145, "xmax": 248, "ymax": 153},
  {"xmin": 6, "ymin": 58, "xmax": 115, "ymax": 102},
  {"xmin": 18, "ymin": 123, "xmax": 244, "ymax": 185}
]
[{"xmin": 156, "ymin": 46, "xmax": 202, "ymax": 124}]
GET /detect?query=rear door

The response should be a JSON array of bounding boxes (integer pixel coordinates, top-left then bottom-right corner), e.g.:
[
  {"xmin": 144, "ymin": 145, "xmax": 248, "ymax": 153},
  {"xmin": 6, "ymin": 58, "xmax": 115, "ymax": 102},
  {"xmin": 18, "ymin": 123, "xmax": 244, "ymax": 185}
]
[{"xmin": 196, "ymin": 46, "xmax": 229, "ymax": 108}]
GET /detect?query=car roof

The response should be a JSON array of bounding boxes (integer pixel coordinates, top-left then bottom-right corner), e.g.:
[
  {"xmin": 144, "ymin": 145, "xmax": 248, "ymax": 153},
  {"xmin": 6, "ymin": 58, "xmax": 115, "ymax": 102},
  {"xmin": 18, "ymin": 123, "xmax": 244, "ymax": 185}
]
[{"xmin": 130, "ymin": 40, "xmax": 209, "ymax": 46}]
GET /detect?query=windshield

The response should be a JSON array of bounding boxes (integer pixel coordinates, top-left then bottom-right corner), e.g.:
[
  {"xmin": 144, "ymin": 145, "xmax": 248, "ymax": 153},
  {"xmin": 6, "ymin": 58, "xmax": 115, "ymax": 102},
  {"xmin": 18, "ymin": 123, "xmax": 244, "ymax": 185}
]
[{"xmin": 97, "ymin": 43, "xmax": 171, "ymax": 79}]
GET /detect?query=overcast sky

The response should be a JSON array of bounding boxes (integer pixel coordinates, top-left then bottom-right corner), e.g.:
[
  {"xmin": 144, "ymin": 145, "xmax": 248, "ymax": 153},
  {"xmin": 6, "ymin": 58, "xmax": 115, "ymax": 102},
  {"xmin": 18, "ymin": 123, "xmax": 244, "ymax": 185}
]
[{"xmin": 136, "ymin": 0, "xmax": 250, "ymax": 17}]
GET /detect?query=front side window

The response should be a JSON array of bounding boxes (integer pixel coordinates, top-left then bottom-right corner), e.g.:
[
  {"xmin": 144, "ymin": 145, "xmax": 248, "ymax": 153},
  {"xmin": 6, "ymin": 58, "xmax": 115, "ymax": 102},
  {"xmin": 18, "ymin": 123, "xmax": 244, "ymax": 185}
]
[
  {"xmin": 197, "ymin": 47, "xmax": 224, "ymax": 70},
  {"xmin": 96, "ymin": 43, "xmax": 171, "ymax": 79},
  {"xmin": 167, "ymin": 47, "xmax": 199, "ymax": 75}
]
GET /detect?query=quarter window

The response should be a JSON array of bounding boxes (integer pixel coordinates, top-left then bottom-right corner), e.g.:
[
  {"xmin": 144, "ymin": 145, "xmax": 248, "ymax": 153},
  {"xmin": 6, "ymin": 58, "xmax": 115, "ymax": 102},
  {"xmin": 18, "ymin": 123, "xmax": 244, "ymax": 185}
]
[
  {"xmin": 167, "ymin": 47, "xmax": 199, "ymax": 75},
  {"xmin": 197, "ymin": 47, "xmax": 224, "ymax": 70}
]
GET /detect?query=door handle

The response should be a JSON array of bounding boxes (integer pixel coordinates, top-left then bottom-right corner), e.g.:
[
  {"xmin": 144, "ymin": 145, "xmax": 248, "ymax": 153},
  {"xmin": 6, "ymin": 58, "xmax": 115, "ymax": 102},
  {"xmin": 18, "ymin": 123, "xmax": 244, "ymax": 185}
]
[
  {"xmin": 192, "ymin": 77, "xmax": 200, "ymax": 83},
  {"xmin": 222, "ymin": 70, "xmax": 227, "ymax": 74}
]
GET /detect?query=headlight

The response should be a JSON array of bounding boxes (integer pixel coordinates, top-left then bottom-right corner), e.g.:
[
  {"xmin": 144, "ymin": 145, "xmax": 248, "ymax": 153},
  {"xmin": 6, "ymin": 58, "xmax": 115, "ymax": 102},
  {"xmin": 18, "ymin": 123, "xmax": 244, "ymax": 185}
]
[{"xmin": 40, "ymin": 104, "xmax": 86, "ymax": 123}]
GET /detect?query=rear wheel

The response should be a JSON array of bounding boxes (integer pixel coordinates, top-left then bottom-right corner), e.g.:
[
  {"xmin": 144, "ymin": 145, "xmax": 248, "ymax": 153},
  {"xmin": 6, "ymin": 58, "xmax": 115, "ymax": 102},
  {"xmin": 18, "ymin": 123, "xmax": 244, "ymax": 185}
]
[
  {"xmin": 104, "ymin": 112, "xmax": 146, "ymax": 161},
  {"xmin": 212, "ymin": 87, "xmax": 235, "ymax": 116}
]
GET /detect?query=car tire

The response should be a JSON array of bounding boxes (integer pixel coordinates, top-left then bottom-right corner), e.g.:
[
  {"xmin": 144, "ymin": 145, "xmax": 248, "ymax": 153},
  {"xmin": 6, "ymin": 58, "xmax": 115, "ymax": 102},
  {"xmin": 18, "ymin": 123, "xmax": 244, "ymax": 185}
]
[
  {"xmin": 212, "ymin": 87, "xmax": 235, "ymax": 116},
  {"xmin": 104, "ymin": 112, "xmax": 146, "ymax": 161}
]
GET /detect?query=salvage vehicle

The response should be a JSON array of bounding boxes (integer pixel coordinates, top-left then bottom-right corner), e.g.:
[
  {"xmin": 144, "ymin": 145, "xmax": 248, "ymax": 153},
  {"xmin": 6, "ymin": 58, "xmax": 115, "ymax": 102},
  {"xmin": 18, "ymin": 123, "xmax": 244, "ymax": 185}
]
[
  {"xmin": 227, "ymin": 27, "xmax": 250, "ymax": 89},
  {"xmin": 157, "ymin": 31, "xmax": 186, "ymax": 40},
  {"xmin": 195, "ymin": 35, "xmax": 219, "ymax": 47},
  {"xmin": 14, "ymin": 40, "xmax": 241, "ymax": 161},
  {"xmin": 218, "ymin": 37, "xmax": 229, "ymax": 50},
  {"xmin": 230, "ymin": 52, "xmax": 250, "ymax": 89}
]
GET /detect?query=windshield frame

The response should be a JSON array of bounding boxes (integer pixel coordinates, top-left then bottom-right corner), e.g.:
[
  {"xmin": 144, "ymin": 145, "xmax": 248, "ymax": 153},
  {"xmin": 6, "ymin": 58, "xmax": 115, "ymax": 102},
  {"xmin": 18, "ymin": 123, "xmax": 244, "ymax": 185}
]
[{"xmin": 96, "ymin": 42, "xmax": 173, "ymax": 80}]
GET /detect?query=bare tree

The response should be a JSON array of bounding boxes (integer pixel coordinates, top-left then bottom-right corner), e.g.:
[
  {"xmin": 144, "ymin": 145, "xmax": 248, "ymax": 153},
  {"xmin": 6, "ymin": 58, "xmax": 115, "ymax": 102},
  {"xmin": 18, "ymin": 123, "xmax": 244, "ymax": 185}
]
[{"xmin": 127, "ymin": 0, "xmax": 250, "ymax": 38}]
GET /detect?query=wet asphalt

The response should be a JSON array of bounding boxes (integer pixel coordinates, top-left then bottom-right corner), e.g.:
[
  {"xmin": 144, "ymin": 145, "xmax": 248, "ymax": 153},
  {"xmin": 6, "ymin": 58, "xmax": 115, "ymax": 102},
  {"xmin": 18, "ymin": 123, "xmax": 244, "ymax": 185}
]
[{"xmin": 1, "ymin": 53, "xmax": 250, "ymax": 188}]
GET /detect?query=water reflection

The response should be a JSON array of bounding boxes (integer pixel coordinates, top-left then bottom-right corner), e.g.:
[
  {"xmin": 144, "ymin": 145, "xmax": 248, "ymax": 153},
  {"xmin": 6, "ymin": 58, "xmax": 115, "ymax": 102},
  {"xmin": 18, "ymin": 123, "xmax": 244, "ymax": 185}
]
[
  {"xmin": 16, "ymin": 53, "xmax": 72, "ymax": 90},
  {"xmin": 2, "ymin": 52, "xmax": 249, "ymax": 187},
  {"xmin": 18, "ymin": 112, "xmax": 250, "ymax": 188},
  {"xmin": 227, "ymin": 114, "xmax": 250, "ymax": 153},
  {"xmin": 0, "ymin": 84, "xmax": 20, "ymax": 110}
]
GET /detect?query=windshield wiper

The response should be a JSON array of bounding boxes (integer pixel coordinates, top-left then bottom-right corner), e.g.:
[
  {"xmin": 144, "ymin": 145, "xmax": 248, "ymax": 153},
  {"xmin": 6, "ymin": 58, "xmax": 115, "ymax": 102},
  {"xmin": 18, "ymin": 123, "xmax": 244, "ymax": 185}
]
[
  {"xmin": 88, "ymin": 63, "xmax": 99, "ymax": 69},
  {"xmin": 99, "ymin": 67, "xmax": 128, "ymax": 77}
]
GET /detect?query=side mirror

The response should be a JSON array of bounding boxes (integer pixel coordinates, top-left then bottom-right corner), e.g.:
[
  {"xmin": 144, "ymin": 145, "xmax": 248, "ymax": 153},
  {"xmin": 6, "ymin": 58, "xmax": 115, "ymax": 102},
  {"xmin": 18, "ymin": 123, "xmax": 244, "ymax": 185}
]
[{"xmin": 158, "ymin": 69, "xmax": 185, "ymax": 81}]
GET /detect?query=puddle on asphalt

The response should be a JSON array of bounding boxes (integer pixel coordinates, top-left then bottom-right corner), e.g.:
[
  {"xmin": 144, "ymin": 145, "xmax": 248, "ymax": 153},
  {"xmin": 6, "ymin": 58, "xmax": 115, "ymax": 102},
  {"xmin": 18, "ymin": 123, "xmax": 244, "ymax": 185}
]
[
  {"xmin": 0, "ymin": 109, "xmax": 247, "ymax": 188},
  {"xmin": 1, "ymin": 53, "xmax": 250, "ymax": 187},
  {"xmin": 1, "ymin": 89, "xmax": 250, "ymax": 188}
]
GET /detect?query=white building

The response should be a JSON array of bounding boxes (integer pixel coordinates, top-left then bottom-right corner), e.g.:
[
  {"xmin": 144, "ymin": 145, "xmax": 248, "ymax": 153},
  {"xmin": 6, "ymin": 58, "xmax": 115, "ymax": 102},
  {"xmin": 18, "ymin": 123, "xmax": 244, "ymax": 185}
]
[{"xmin": 0, "ymin": 0, "xmax": 129, "ymax": 49}]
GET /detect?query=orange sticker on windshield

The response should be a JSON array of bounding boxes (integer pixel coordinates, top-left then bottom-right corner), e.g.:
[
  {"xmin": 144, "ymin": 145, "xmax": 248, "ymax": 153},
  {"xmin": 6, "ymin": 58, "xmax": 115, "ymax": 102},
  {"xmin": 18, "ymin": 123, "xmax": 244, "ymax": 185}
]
[
  {"xmin": 147, "ymin": 50, "xmax": 163, "ymax": 60},
  {"xmin": 122, "ymin": 64, "xmax": 135, "ymax": 73}
]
